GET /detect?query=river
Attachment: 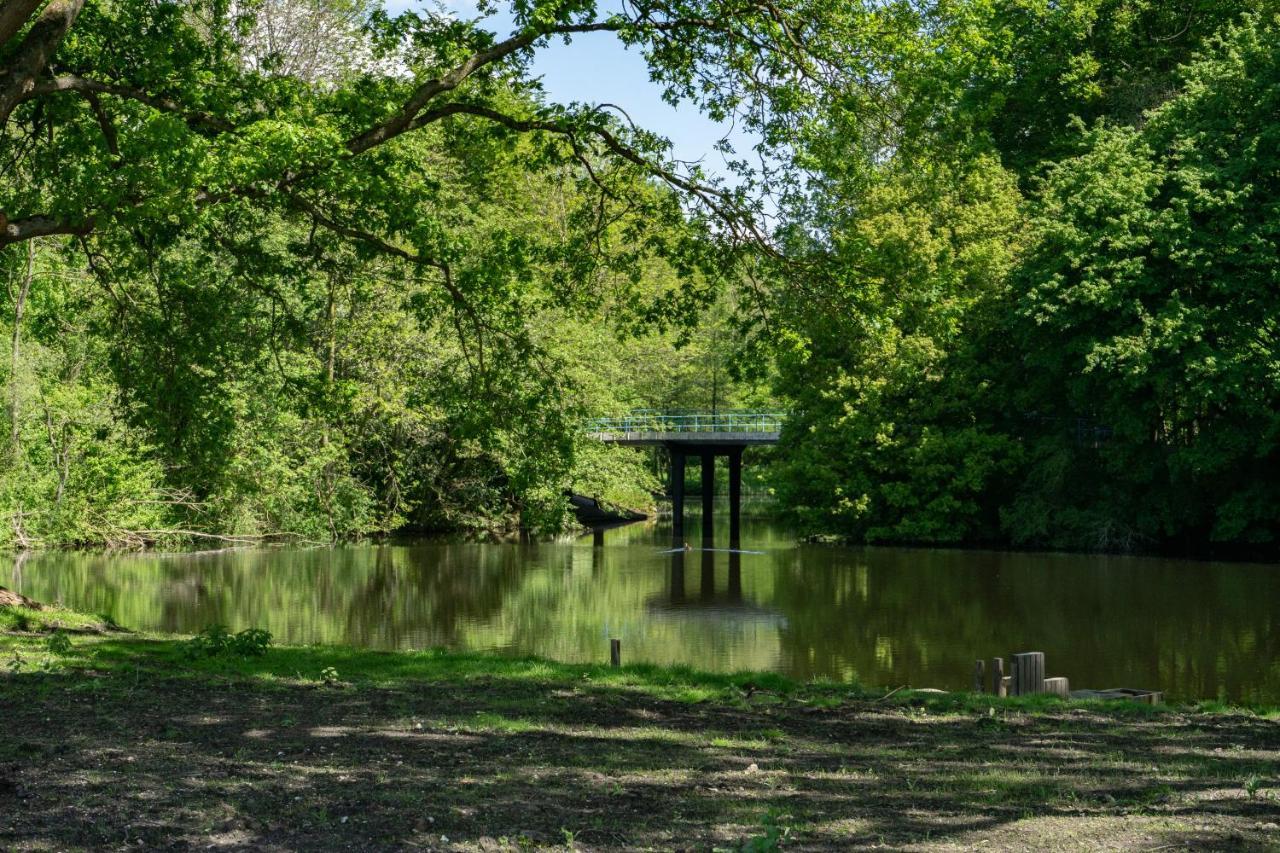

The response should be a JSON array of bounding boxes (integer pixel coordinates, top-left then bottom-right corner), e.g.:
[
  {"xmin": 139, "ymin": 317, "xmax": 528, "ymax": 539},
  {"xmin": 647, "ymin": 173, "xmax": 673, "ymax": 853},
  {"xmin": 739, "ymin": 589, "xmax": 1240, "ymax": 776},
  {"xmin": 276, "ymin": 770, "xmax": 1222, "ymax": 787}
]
[{"xmin": 5, "ymin": 511, "xmax": 1278, "ymax": 703}]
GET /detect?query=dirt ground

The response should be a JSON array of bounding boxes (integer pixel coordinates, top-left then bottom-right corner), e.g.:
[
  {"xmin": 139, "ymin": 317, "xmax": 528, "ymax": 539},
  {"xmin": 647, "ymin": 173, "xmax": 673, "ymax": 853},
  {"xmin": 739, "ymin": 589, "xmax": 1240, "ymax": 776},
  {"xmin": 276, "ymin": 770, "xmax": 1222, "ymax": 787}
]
[{"xmin": 2, "ymin": 659, "xmax": 1278, "ymax": 851}]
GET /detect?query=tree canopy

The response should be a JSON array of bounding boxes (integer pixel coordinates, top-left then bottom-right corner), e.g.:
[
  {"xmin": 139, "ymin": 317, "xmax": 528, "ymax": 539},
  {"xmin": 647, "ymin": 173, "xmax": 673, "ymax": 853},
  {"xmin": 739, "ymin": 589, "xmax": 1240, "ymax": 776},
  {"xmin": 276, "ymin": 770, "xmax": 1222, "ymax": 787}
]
[{"xmin": 4, "ymin": 0, "xmax": 1279, "ymax": 555}]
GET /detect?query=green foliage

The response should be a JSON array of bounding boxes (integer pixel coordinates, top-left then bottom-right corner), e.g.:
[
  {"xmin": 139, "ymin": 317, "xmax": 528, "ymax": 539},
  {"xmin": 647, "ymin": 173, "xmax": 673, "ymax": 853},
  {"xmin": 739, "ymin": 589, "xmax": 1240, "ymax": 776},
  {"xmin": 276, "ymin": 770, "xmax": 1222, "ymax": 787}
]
[
  {"xmin": 181, "ymin": 625, "xmax": 273, "ymax": 659},
  {"xmin": 2, "ymin": 0, "xmax": 804, "ymax": 547},
  {"xmin": 44, "ymin": 631, "xmax": 72, "ymax": 656},
  {"xmin": 1003, "ymin": 17, "xmax": 1280, "ymax": 549},
  {"xmin": 5, "ymin": 0, "xmax": 1275, "ymax": 555},
  {"xmin": 927, "ymin": 0, "xmax": 1272, "ymax": 177},
  {"xmin": 773, "ymin": 156, "xmax": 1024, "ymax": 543},
  {"xmin": 769, "ymin": 10, "xmax": 1280, "ymax": 555},
  {"xmin": 738, "ymin": 809, "xmax": 791, "ymax": 852}
]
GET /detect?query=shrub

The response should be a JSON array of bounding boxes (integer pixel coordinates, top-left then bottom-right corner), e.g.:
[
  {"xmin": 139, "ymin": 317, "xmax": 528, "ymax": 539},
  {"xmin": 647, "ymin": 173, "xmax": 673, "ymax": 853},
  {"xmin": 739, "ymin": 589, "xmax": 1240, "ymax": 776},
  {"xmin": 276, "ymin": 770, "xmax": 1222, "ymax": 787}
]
[{"xmin": 182, "ymin": 625, "xmax": 273, "ymax": 659}]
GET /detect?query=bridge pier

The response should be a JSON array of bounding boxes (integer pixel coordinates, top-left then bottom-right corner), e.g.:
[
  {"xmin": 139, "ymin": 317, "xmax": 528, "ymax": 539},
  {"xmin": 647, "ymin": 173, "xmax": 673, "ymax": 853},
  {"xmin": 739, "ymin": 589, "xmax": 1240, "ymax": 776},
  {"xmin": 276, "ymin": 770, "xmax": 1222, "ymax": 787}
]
[
  {"xmin": 670, "ymin": 449, "xmax": 686, "ymax": 542},
  {"xmin": 666, "ymin": 444, "xmax": 751, "ymax": 547},
  {"xmin": 728, "ymin": 447, "xmax": 742, "ymax": 548},
  {"xmin": 701, "ymin": 451, "xmax": 715, "ymax": 545}
]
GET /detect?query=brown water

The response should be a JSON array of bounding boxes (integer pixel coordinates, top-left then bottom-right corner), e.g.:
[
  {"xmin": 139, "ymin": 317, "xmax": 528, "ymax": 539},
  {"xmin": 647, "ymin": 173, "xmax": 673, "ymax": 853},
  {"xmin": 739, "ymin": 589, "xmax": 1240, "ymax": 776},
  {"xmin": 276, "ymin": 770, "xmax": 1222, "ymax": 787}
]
[{"xmin": 6, "ymin": 514, "xmax": 1279, "ymax": 703}]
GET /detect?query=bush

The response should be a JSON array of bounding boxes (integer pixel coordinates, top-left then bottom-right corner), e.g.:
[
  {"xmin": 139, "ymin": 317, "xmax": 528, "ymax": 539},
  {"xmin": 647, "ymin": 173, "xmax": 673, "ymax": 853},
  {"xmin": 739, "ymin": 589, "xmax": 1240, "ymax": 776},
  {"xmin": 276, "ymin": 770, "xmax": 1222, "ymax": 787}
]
[{"xmin": 181, "ymin": 625, "xmax": 273, "ymax": 659}]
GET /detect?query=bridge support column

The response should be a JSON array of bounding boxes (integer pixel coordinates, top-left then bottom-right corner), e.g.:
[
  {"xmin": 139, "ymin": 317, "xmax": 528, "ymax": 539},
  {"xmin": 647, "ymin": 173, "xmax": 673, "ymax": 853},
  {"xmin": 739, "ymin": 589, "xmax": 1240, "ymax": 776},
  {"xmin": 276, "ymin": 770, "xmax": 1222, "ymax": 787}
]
[
  {"xmin": 727, "ymin": 551, "xmax": 742, "ymax": 602},
  {"xmin": 670, "ymin": 550, "xmax": 686, "ymax": 604},
  {"xmin": 670, "ymin": 449, "xmax": 686, "ymax": 543},
  {"xmin": 728, "ymin": 447, "xmax": 742, "ymax": 547},
  {"xmin": 701, "ymin": 451, "xmax": 715, "ymax": 545}
]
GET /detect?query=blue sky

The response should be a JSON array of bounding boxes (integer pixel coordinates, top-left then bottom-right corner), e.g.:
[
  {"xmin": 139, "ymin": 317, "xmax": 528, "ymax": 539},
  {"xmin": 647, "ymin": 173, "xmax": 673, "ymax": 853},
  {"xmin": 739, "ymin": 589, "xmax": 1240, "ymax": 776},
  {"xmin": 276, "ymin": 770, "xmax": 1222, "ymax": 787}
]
[{"xmin": 383, "ymin": 0, "xmax": 752, "ymax": 181}]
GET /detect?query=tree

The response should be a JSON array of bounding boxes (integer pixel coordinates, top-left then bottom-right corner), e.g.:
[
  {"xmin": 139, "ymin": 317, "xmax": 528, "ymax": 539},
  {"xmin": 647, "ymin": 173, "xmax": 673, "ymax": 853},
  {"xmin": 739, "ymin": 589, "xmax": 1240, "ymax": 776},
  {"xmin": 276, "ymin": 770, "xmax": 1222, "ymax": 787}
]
[
  {"xmin": 770, "ymin": 155, "xmax": 1023, "ymax": 543},
  {"xmin": 1004, "ymin": 16, "xmax": 1280, "ymax": 549}
]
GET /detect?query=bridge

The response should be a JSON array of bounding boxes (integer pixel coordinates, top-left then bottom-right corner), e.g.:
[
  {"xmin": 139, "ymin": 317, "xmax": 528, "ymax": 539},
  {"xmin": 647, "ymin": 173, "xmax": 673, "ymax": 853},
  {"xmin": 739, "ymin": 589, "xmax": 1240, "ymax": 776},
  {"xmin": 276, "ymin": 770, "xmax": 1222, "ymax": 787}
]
[
  {"xmin": 585, "ymin": 412, "xmax": 784, "ymax": 446},
  {"xmin": 586, "ymin": 411, "xmax": 786, "ymax": 546}
]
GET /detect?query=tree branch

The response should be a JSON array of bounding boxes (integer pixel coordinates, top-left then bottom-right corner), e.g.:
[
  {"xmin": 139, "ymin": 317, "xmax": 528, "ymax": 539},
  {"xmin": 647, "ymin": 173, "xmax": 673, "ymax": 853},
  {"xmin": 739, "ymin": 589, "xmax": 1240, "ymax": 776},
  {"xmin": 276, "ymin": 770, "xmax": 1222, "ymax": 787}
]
[
  {"xmin": 0, "ymin": 0, "xmax": 84, "ymax": 125},
  {"xmin": 22, "ymin": 74, "xmax": 234, "ymax": 133},
  {"xmin": 346, "ymin": 21, "xmax": 617, "ymax": 154},
  {"xmin": 1, "ymin": 213, "xmax": 94, "ymax": 245},
  {"xmin": 344, "ymin": 16, "xmax": 736, "ymax": 155},
  {"xmin": 411, "ymin": 102, "xmax": 776, "ymax": 252},
  {"xmin": 0, "ymin": 0, "xmax": 44, "ymax": 48}
]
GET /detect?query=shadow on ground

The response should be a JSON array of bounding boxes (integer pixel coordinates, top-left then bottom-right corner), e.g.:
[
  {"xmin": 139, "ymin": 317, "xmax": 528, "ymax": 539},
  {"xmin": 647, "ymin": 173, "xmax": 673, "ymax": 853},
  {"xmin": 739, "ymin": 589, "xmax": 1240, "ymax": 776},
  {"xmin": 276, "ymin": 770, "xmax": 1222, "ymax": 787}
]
[{"xmin": 1, "ymin": 645, "xmax": 1278, "ymax": 851}]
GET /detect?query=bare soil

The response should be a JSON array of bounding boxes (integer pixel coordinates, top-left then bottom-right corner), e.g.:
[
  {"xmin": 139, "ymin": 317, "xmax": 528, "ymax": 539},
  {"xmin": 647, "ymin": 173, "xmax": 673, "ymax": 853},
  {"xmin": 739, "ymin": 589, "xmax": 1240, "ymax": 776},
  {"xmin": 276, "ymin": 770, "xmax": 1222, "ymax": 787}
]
[{"xmin": 1, "ymin": 659, "xmax": 1278, "ymax": 851}]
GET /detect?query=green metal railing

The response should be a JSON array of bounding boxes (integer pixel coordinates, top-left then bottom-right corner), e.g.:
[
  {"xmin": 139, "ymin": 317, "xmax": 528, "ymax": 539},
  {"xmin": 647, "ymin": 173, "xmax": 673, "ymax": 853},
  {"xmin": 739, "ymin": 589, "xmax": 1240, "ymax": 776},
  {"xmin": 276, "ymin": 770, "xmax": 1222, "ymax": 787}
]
[{"xmin": 585, "ymin": 411, "xmax": 787, "ymax": 434}]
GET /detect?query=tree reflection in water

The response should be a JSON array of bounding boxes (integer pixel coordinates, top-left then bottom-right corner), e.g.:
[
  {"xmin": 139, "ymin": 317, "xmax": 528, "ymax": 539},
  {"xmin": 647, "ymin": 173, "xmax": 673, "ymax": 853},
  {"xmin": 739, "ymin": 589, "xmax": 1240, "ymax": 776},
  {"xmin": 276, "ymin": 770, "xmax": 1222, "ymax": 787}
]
[{"xmin": 6, "ymin": 515, "xmax": 1279, "ymax": 703}]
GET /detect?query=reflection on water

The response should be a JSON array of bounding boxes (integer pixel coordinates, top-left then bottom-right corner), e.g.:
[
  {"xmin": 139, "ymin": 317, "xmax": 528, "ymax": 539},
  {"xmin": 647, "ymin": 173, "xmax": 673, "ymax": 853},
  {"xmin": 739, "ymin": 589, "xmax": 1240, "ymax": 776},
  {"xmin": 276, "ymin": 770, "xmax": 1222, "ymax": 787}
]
[{"xmin": 6, "ymin": 514, "xmax": 1280, "ymax": 703}]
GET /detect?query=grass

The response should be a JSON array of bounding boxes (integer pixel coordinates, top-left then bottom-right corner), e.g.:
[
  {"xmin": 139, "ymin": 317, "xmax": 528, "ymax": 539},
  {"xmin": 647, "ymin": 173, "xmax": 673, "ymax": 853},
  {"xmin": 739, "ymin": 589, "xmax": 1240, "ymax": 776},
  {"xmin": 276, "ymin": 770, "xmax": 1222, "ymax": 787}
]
[
  {"xmin": 0, "ymin": 601, "xmax": 116, "ymax": 634},
  {"xmin": 1, "ymin": 607, "xmax": 1279, "ymax": 851}
]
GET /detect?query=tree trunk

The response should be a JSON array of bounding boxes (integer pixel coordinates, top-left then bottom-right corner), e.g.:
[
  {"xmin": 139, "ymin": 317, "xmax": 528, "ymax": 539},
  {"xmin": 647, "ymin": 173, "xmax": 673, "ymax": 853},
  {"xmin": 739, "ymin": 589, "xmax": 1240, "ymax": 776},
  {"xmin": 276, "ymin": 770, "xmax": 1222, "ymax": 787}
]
[{"xmin": 8, "ymin": 239, "xmax": 33, "ymax": 455}]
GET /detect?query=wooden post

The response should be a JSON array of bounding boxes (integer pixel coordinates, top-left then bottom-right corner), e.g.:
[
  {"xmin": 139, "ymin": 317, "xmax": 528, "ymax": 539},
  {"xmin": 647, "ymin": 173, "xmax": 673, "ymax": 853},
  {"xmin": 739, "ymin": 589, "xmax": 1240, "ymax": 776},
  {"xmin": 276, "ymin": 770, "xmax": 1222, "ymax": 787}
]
[
  {"xmin": 609, "ymin": 639, "xmax": 621, "ymax": 667},
  {"xmin": 990, "ymin": 657, "xmax": 1005, "ymax": 696},
  {"xmin": 1044, "ymin": 677, "xmax": 1069, "ymax": 697},
  {"xmin": 972, "ymin": 660, "xmax": 986, "ymax": 693},
  {"xmin": 1011, "ymin": 652, "xmax": 1045, "ymax": 696}
]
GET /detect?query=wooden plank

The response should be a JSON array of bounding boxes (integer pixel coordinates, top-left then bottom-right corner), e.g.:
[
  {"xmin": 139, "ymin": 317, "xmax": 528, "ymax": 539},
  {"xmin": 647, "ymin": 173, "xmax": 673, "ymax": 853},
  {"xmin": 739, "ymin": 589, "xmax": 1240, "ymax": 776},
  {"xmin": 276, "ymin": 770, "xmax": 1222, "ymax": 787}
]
[
  {"xmin": 1011, "ymin": 652, "xmax": 1046, "ymax": 696},
  {"xmin": 999, "ymin": 675, "xmax": 1011, "ymax": 698},
  {"xmin": 990, "ymin": 657, "xmax": 1005, "ymax": 696},
  {"xmin": 610, "ymin": 638, "xmax": 621, "ymax": 667},
  {"xmin": 973, "ymin": 659, "xmax": 986, "ymax": 693}
]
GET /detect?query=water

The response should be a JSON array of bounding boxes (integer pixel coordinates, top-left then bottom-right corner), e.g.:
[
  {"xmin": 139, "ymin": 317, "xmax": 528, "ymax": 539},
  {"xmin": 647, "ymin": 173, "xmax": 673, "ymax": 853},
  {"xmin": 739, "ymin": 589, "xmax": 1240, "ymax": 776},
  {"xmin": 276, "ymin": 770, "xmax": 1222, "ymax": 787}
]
[{"xmin": 6, "ymin": 514, "xmax": 1279, "ymax": 703}]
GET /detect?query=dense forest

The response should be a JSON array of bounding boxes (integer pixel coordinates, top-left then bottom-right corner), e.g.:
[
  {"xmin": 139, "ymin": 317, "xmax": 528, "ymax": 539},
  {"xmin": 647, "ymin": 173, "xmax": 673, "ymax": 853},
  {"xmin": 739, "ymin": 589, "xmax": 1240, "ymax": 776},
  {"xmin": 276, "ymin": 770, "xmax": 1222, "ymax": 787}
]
[{"xmin": 2, "ymin": 0, "xmax": 1278, "ymax": 555}]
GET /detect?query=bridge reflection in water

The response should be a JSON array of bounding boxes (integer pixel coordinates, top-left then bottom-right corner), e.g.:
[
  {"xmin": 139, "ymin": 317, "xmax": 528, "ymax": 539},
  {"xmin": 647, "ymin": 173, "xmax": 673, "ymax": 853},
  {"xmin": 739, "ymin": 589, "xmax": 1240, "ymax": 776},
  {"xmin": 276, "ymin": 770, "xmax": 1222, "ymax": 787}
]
[
  {"xmin": 8, "ymin": 518, "xmax": 1279, "ymax": 701},
  {"xmin": 586, "ymin": 411, "xmax": 785, "ymax": 547}
]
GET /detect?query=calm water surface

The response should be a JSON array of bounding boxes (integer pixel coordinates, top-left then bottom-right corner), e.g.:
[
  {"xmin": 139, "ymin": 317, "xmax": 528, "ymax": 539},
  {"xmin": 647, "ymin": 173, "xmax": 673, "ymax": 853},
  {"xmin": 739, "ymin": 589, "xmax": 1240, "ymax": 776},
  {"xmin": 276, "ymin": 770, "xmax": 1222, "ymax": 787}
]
[{"xmin": 6, "ymin": 514, "xmax": 1279, "ymax": 703}]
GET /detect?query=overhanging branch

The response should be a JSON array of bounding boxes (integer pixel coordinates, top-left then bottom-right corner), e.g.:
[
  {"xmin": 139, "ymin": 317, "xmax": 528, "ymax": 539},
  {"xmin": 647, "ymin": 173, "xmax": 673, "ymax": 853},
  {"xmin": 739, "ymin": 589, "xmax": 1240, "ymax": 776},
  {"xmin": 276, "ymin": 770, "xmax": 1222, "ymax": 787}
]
[
  {"xmin": 22, "ymin": 75, "xmax": 235, "ymax": 133},
  {"xmin": 0, "ymin": 0, "xmax": 84, "ymax": 125},
  {"xmin": 0, "ymin": 0, "xmax": 44, "ymax": 48}
]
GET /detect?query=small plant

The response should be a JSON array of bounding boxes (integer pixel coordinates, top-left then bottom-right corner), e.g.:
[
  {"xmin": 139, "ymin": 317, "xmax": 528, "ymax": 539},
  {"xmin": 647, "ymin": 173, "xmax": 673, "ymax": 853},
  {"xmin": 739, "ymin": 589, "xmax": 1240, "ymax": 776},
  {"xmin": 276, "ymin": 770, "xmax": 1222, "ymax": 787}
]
[
  {"xmin": 44, "ymin": 631, "xmax": 72, "ymax": 656},
  {"xmin": 1243, "ymin": 775, "xmax": 1264, "ymax": 799},
  {"xmin": 320, "ymin": 666, "xmax": 340, "ymax": 685},
  {"xmin": 740, "ymin": 809, "xmax": 790, "ymax": 852},
  {"xmin": 182, "ymin": 625, "xmax": 272, "ymax": 659}
]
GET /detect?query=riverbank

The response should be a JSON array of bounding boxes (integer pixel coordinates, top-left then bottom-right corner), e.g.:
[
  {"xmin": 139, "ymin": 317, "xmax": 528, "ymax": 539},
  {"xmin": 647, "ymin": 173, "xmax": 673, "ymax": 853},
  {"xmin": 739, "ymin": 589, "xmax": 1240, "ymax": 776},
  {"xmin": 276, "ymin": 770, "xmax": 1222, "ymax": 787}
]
[{"xmin": 1, "ymin": 602, "xmax": 1278, "ymax": 851}]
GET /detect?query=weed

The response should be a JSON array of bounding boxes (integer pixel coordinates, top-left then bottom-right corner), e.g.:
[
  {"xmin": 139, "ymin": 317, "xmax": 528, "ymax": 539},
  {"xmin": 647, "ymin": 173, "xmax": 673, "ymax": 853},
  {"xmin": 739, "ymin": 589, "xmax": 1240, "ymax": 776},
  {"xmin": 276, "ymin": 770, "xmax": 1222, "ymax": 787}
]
[
  {"xmin": 45, "ymin": 631, "xmax": 72, "ymax": 656},
  {"xmin": 181, "ymin": 625, "xmax": 272, "ymax": 659},
  {"xmin": 320, "ymin": 666, "xmax": 341, "ymax": 685},
  {"xmin": 1243, "ymin": 775, "xmax": 1264, "ymax": 799},
  {"xmin": 739, "ymin": 809, "xmax": 791, "ymax": 852}
]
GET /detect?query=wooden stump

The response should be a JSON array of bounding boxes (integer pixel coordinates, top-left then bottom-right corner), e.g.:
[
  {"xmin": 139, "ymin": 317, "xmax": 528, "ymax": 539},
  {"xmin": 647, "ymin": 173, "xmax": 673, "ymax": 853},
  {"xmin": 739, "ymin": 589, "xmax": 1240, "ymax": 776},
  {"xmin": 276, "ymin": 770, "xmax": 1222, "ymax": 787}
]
[
  {"xmin": 1011, "ymin": 652, "xmax": 1046, "ymax": 696},
  {"xmin": 1044, "ymin": 677, "xmax": 1069, "ymax": 697},
  {"xmin": 990, "ymin": 657, "xmax": 1005, "ymax": 696},
  {"xmin": 610, "ymin": 638, "xmax": 621, "ymax": 667},
  {"xmin": 972, "ymin": 660, "xmax": 986, "ymax": 693}
]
